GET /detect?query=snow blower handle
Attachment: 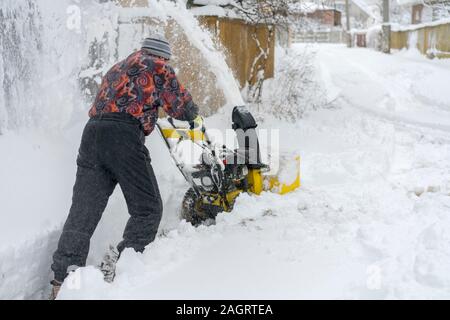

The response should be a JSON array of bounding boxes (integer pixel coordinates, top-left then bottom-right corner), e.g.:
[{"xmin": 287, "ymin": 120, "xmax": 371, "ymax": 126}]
[{"xmin": 189, "ymin": 115, "xmax": 204, "ymax": 130}]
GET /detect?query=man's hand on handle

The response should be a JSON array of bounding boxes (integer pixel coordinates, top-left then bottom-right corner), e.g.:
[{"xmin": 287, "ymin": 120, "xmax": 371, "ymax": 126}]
[{"xmin": 189, "ymin": 115, "xmax": 204, "ymax": 130}]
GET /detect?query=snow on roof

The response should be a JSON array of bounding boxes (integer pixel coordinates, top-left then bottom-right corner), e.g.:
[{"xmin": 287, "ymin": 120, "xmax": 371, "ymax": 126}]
[{"xmin": 190, "ymin": 4, "xmax": 239, "ymax": 18}]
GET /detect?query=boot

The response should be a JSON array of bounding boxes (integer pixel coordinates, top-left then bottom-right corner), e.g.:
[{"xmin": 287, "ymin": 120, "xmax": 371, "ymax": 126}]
[
  {"xmin": 100, "ymin": 245, "xmax": 120, "ymax": 283},
  {"xmin": 49, "ymin": 280, "xmax": 62, "ymax": 300}
]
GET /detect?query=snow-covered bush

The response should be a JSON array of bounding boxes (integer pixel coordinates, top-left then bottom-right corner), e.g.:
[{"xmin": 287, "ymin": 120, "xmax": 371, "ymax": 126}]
[{"xmin": 248, "ymin": 45, "xmax": 327, "ymax": 121}]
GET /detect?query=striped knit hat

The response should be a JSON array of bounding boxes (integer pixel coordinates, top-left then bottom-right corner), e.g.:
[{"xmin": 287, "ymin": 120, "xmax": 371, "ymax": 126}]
[{"xmin": 142, "ymin": 34, "xmax": 172, "ymax": 60}]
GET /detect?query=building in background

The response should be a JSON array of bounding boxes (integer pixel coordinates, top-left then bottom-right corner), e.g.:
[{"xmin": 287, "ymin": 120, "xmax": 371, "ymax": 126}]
[{"xmin": 289, "ymin": 2, "xmax": 342, "ymax": 27}]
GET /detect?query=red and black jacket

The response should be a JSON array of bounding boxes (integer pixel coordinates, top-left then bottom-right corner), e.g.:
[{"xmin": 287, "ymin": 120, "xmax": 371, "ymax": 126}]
[{"xmin": 89, "ymin": 49, "xmax": 198, "ymax": 135}]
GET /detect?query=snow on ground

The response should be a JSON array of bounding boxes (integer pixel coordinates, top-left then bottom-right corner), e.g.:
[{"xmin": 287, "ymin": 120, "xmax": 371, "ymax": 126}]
[
  {"xmin": 56, "ymin": 44, "xmax": 450, "ymax": 299},
  {"xmin": 0, "ymin": 0, "xmax": 242, "ymax": 299},
  {"xmin": 2, "ymin": 41, "xmax": 450, "ymax": 300}
]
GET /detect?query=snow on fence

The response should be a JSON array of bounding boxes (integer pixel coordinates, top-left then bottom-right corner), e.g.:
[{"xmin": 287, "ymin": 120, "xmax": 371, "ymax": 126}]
[
  {"xmin": 391, "ymin": 20, "xmax": 450, "ymax": 58},
  {"xmin": 293, "ymin": 30, "xmax": 345, "ymax": 44}
]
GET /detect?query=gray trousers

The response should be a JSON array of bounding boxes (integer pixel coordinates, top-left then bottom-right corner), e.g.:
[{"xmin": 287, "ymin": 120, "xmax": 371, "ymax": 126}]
[{"xmin": 52, "ymin": 113, "xmax": 163, "ymax": 282}]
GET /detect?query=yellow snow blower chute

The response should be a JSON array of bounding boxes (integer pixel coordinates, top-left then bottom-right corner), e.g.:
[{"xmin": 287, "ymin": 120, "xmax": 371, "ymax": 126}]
[{"xmin": 157, "ymin": 106, "xmax": 301, "ymax": 225}]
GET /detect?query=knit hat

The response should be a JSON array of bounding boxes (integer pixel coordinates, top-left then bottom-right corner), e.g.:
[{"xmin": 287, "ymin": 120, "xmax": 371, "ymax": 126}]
[{"xmin": 142, "ymin": 34, "xmax": 172, "ymax": 60}]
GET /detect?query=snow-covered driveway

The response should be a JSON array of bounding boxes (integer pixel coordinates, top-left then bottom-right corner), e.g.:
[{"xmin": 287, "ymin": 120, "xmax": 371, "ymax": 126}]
[{"xmin": 56, "ymin": 45, "xmax": 450, "ymax": 299}]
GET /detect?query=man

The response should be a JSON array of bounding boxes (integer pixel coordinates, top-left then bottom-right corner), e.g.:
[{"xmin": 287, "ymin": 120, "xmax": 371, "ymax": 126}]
[{"xmin": 50, "ymin": 34, "xmax": 199, "ymax": 299}]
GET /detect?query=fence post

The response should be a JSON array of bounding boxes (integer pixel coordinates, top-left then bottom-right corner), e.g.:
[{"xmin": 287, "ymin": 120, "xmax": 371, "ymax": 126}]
[{"xmin": 382, "ymin": 0, "xmax": 391, "ymax": 53}]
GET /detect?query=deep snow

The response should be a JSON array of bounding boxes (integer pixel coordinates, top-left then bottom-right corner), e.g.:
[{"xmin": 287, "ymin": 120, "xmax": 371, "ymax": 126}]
[
  {"xmin": 0, "ymin": 1, "xmax": 449, "ymax": 299},
  {"xmin": 55, "ymin": 44, "xmax": 450, "ymax": 299}
]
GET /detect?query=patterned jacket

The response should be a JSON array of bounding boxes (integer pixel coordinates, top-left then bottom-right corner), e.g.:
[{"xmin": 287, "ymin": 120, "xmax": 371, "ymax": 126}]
[{"xmin": 89, "ymin": 49, "xmax": 198, "ymax": 135}]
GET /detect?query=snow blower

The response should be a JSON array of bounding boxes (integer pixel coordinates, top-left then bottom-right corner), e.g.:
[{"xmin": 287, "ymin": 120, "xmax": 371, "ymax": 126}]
[{"xmin": 156, "ymin": 106, "xmax": 301, "ymax": 225}]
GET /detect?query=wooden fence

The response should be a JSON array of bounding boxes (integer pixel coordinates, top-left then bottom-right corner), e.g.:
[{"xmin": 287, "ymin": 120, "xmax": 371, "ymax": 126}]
[
  {"xmin": 198, "ymin": 16, "xmax": 275, "ymax": 88},
  {"xmin": 391, "ymin": 22, "xmax": 450, "ymax": 58}
]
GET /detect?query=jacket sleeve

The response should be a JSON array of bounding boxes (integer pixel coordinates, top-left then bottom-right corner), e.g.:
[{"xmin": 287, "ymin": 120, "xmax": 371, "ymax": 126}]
[{"xmin": 160, "ymin": 64, "xmax": 199, "ymax": 122}]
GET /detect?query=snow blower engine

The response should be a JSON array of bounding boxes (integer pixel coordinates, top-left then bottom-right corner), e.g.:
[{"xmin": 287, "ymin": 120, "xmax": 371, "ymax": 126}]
[{"xmin": 156, "ymin": 106, "xmax": 301, "ymax": 226}]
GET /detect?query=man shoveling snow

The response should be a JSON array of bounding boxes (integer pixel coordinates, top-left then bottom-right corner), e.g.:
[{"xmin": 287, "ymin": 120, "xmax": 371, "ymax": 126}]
[{"xmin": 49, "ymin": 34, "xmax": 200, "ymax": 299}]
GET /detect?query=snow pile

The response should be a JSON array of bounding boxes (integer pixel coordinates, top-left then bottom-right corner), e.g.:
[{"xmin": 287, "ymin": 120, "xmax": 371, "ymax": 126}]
[
  {"xmin": 366, "ymin": 25, "xmax": 382, "ymax": 50},
  {"xmin": 0, "ymin": 0, "xmax": 122, "ymax": 133}
]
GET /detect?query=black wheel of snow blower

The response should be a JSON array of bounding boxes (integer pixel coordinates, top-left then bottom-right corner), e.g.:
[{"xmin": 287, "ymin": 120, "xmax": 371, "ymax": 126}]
[{"xmin": 181, "ymin": 188, "xmax": 223, "ymax": 226}]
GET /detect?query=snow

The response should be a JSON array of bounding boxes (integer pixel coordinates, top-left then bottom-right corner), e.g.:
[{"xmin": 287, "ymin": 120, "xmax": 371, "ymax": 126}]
[
  {"xmin": 57, "ymin": 44, "xmax": 450, "ymax": 299},
  {"xmin": 351, "ymin": 0, "xmax": 379, "ymax": 20},
  {"xmin": 391, "ymin": 18, "xmax": 450, "ymax": 32},
  {"xmin": 271, "ymin": 153, "xmax": 300, "ymax": 186},
  {"xmin": 289, "ymin": 1, "xmax": 334, "ymax": 14},
  {"xmin": 257, "ymin": 45, "xmax": 328, "ymax": 120},
  {"xmin": 193, "ymin": 0, "xmax": 235, "ymax": 6},
  {"xmin": 0, "ymin": 0, "xmax": 241, "ymax": 299},
  {"xmin": 159, "ymin": 0, "xmax": 244, "ymax": 107},
  {"xmin": 190, "ymin": 5, "xmax": 238, "ymax": 17},
  {"xmin": 396, "ymin": 0, "xmax": 421, "ymax": 5},
  {"xmin": 190, "ymin": 0, "xmax": 240, "ymax": 18},
  {"xmin": 2, "ymin": 0, "xmax": 450, "ymax": 300},
  {"xmin": 0, "ymin": 129, "xmax": 79, "ymax": 299}
]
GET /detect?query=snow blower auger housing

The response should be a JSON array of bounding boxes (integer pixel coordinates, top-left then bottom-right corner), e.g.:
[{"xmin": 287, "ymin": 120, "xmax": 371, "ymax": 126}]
[{"xmin": 156, "ymin": 106, "xmax": 301, "ymax": 226}]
